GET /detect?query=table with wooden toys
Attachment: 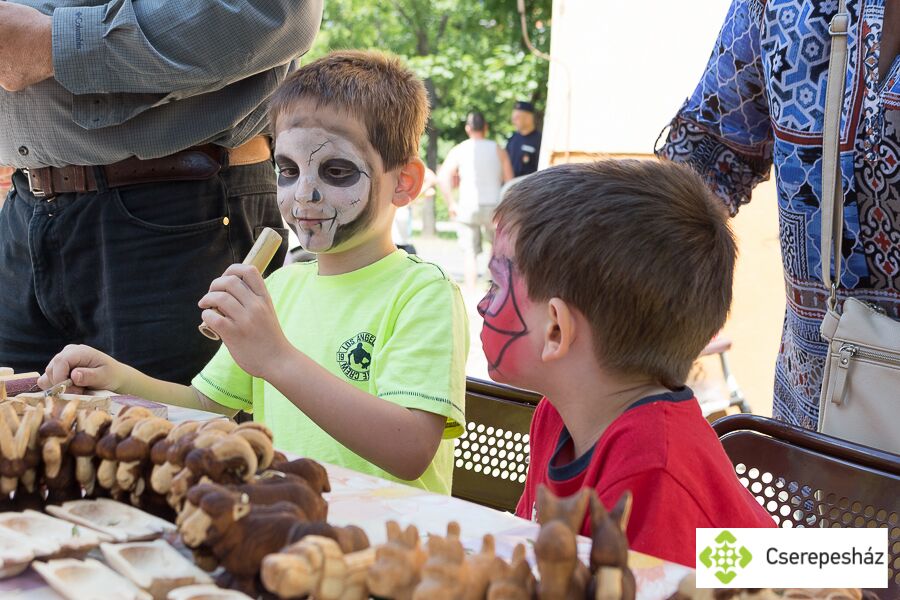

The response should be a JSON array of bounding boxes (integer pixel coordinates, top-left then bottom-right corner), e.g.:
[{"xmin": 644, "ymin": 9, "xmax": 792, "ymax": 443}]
[{"xmin": 0, "ymin": 369, "xmax": 863, "ymax": 600}]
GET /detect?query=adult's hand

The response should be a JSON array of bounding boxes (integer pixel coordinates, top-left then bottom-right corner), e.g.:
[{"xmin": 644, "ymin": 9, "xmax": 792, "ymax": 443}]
[{"xmin": 0, "ymin": 3, "xmax": 53, "ymax": 91}]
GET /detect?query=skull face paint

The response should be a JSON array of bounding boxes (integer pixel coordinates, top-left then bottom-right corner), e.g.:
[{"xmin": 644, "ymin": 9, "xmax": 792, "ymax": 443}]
[
  {"xmin": 275, "ymin": 127, "xmax": 376, "ymax": 253},
  {"xmin": 478, "ymin": 232, "xmax": 532, "ymax": 382}
]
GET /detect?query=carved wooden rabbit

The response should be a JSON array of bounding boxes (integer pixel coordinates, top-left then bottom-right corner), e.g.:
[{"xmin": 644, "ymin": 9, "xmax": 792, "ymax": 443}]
[
  {"xmin": 588, "ymin": 491, "xmax": 635, "ymax": 600},
  {"xmin": 534, "ymin": 486, "xmax": 592, "ymax": 600},
  {"xmin": 464, "ymin": 533, "xmax": 507, "ymax": 600},
  {"xmin": 367, "ymin": 521, "xmax": 427, "ymax": 600},
  {"xmin": 486, "ymin": 543, "xmax": 535, "ymax": 600},
  {"xmin": 413, "ymin": 522, "xmax": 468, "ymax": 600}
]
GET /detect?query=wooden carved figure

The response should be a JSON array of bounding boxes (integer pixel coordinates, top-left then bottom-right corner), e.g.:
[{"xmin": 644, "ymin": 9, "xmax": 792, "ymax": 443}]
[
  {"xmin": 149, "ymin": 421, "xmax": 201, "ymax": 496},
  {"xmin": 464, "ymin": 533, "xmax": 506, "ymax": 600},
  {"xmin": 178, "ymin": 486, "xmax": 366, "ymax": 596},
  {"xmin": 486, "ymin": 543, "xmax": 535, "ymax": 600},
  {"xmin": 589, "ymin": 490, "xmax": 636, "ymax": 600},
  {"xmin": 534, "ymin": 485, "xmax": 591, "ymax": 600},
  {"xmin": 261, "ymin": 534, "xmax": 375, "ymax": 600},
  {"xmin": 269, "ymin": 456, "xmax": 332, "ymax": 495},
  {"xmin": 367, "ymin": 521, "xmax": 427, "ymax": 600},
  {"xmin": 39, "ymin": 399, "xmax": 81, "ymax": 503},
  {"xmin": 0, "ymin": 404, "xmax": 22, "ymax": 497},
  {"xmin": 114, "ymin": 417, "xmax": 173, "ymax": 494},
  {"xmin": 95, "ymin": 407, "xmax": 155, "ymax": 499},
  {"xmin": 69, "ymin": 409, "xmax": 112, "ymax": 497},
  {"xmin": 166, "ymin": 429, "xmax": 228, "ymax": 508},
  {"xmin": 412, "ymin": 522, "xmax": 467, "ymax": 600},
  {"xmin": 0, "ymin": 405, "xmax": 43, "ymax": 509}
]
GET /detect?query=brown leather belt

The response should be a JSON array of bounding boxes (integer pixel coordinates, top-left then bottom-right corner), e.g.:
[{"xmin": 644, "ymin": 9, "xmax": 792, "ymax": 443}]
[{"xmin": 24, "ymin": 135, "xmax": 272, "ymax": 199}]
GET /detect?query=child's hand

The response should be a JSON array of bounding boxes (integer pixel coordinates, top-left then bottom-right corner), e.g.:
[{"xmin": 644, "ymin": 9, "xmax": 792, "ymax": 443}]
[
  {"xmin": 198, "ymin": 264, "xmax": 291, "ymax": 379},
  {"xmin": 38, "ymin": 344, "xmax": 126, "ymax": 394}
]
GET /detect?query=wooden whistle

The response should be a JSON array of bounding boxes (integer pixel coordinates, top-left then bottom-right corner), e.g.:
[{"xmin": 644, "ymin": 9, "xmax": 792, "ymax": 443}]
[{"xmin": 198, "ymin": 227, "xmax": 283, "ymax": 341}]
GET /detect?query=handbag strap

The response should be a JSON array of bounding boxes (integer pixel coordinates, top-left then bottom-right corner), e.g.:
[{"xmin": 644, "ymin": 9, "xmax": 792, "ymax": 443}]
[{"xmin": 821, "ymin": 0, "xmax": 850, "ymax": 311}]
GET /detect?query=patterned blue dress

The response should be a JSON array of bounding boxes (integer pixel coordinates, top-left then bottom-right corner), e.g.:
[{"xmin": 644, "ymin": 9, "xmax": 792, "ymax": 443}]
[{"xmin": 658, "ymin": 0, "xmax": 900, "ymax": 429}]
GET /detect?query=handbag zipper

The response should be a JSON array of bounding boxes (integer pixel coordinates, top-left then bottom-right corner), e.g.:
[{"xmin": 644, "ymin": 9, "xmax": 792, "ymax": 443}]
[
  {"xmin": 830, "ymin": 343, "xmax": 900, "ymax": 406},
  {"xmin": 838, "ymin": 343, "xmax": 900, "ymax": 367}
]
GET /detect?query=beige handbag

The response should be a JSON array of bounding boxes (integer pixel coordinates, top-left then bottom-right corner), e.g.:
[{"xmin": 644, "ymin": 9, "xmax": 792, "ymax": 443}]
[{"xmin": 817, "ymin": 0, "xmax": 900, "ymax": 455}]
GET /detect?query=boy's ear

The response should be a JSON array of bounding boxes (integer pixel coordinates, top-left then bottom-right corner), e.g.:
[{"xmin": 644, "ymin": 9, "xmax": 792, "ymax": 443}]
[
  {"xmin": 542, "ymin": 298, "xmax": 576, "ymax": 363},
  {"xmin": 392, "ymin": 157, "xmax": 426, "ymax": 208}
]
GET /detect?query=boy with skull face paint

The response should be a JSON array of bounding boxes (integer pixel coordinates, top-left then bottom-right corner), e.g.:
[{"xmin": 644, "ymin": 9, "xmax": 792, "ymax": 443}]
[{"xmin": 38, "ymin": 51, "xmax": 468, "ymax": 494}]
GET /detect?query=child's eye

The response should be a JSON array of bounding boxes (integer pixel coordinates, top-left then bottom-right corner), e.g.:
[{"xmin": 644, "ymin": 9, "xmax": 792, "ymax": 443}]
[
  {"xmin": 319, "ymin": 159, "xmax": 363, "ymax": 187},
  {"xmin": 276, "ymin": 165, "xmax": 298, "ymax": 179}
]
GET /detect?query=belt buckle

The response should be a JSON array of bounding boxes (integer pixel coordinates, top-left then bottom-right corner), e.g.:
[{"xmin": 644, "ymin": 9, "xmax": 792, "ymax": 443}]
[{"xmin": 23, "ymin": 169, "xmax": 48, "ymax": 199}]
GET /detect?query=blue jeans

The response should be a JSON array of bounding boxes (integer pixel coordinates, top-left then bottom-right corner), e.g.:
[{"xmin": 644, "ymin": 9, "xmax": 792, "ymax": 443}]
[{"xmin": 0, "ymin": 160, "xmax": 286, "ymax": 385}]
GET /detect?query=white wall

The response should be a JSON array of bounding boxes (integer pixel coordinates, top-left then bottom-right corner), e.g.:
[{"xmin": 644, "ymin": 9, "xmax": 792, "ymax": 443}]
[{"xmin": 541, "ymin": 0, "xmax": 732, "ymax": 163}]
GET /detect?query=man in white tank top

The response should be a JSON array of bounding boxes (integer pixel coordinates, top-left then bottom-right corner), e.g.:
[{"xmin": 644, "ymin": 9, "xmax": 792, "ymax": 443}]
[{"xmin": 438, "ymin": 112, "xmax": 513, "ymax": 292}]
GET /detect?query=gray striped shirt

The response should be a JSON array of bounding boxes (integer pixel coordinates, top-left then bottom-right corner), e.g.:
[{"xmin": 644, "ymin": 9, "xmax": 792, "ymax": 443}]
[{"xmin": 0, "ymin": 0, "xmax": 323, "ymax": 168}]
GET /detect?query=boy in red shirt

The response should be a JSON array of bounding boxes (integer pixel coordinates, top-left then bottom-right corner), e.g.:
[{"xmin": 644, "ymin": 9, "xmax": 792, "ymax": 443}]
[{"xmin": 479, "ymin": 160, "xmax": 774, "ymax": 567}]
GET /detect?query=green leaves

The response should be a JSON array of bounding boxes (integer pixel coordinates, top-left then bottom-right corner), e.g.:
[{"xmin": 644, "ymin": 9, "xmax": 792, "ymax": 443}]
[{"xmin": 306, "ymin": 0, "xmax": 551, "ymax": 161}]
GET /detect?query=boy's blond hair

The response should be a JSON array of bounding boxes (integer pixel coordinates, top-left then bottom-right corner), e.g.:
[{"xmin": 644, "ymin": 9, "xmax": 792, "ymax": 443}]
[
  {"xmin": 269, "ymin": 50, "xmax": 429, "ymax": 171},
  {"xmin": 494, "ymin": 159, "xmax": 736, "ymax": 388}
]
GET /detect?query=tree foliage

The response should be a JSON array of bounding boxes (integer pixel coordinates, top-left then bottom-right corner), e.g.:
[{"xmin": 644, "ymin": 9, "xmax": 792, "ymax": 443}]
[{"xmin": 306, "ymin": 0, "xmax": 551, "ymax": 166}]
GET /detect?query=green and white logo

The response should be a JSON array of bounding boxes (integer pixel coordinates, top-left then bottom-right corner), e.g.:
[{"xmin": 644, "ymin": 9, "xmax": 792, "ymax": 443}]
[{"xmin": 698, "ymin": 530, "xmax": 753, "ymax": 584}]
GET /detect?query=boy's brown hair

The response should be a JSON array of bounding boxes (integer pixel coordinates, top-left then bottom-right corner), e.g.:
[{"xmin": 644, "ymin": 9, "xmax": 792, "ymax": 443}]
[
  {"xmin": 494, "ymin": 159, "xmax": 735, "ymax": 389},
  {"xmin": 269, "ymin": 50, "xmax": 429, "ymax": 172}
]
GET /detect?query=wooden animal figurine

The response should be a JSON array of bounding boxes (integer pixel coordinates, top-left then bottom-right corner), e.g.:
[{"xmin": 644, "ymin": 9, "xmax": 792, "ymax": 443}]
[
  {"xmin": 14, "ymin": 406, "xmax": 44, "ymax": 509},
  {"xmin": 150, "ymin": 424, "xmax": 203, "ymax": 496},
  {"xmin": 159, "ymin": 419, "xmax": 239, "ymax": 503},
  {"xmin": 69, "ymin": 409, "xmax": 112, "ymax": 497},
  {"xmin": 486, "ymin": 543, "xmax": 535, "ymax": 600},
  {"xmin": 166, "ymin": 429, "xmax": 229, "ymax": 508},
  {"xmin": 534, "ymin": 486, "xmax": 592, "ymax": 600},
  {"xmin": 367, "ymin": 521, "xmax": 427, "ymax": 600},
  {"xmin": 261, "ymin": 534, "xmax": 375, "ymax": 600},
  {"xmin": 39, "ymin": 399, "xmax": 81, "ymax": 503},
  {"xmin": 269, "ymin": 456, "xmax": 332, "ymax": 495},
  {"xmin": 412, "ymin": 522, "xmax": 468, "ymax": 600},
  {"xmin": 95, "ymin": 407, "xmax": 155, "ymax": 498},
  {"xmin": 588, "ymin": 491, "xmax": 635, "ymax": 600},
  {"xmin": 0, "ymin": 404, "xmax": 24, "ymax": 497},
  {"xmin": 179, "ymin": 475, "xmax": 327, "ymax": 527},
  {"xmin": 463, "ymin": 534, "xmax": 507, "ymax": 600},
  {"xmin": 178, "ymin": 486, "xmax": 367, "ymax": 596},
  {"xmin": 0, "ymin": 405, "xmax": 43, "ymax": 510},
  {"xmin": 230, "ymin": 426, "xmax": 275, "ymax": 472},
  {"xmin": 115, "ymin": 416, "xmax": 174, "ymax": 493}
]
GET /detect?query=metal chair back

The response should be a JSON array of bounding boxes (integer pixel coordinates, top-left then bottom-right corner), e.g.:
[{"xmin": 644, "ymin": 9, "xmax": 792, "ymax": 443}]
[
  {"xmin": 713, "ymin": 414, "xmax": 900, "ymax": 599},
  {"xmin": 452, "ymin": 377, "xmax": 540, "ymax": 512}
]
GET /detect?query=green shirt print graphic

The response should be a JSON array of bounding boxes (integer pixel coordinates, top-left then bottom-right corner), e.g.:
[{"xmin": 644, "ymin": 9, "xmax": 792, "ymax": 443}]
[{"xmin": 337, "ymin": 332, "xmax": 376, "ymax": 381}]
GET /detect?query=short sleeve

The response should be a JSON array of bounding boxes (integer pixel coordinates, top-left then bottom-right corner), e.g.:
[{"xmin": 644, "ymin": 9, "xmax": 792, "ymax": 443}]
[
  {"xmin": 372, "ymin": 279, "xmax": 469, "ymax": 439},
  {"xmin": 191, "ymin": 342, "xmax": 253, "ymax": 413}
]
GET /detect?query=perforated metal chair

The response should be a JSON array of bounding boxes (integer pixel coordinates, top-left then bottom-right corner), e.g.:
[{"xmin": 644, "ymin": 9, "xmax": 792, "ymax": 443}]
[
  {"xmin": 713, "ymin": 414, "xmax": 900, "ymax": 600},
  {"xmin": 452, "ymin": 377, "xmax": 541, "ymax": 513}
]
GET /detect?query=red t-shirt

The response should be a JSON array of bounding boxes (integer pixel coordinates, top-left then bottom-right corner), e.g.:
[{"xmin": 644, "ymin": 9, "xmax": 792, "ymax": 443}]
[{"xmin": 516, "ymin": 389, "xmax": 775, "ymax": 567}]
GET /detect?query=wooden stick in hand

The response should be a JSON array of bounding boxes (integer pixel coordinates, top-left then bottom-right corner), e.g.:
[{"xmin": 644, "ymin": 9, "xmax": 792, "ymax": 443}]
[{"xmin": 199, "ymin": 227, "xmax": 283, "ymax": 341}]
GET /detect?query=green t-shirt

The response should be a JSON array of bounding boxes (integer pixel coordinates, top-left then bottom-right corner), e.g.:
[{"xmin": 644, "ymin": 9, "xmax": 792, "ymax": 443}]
[{"xmin": 192, "ymin": 250, "xmax": 468, "ymax": 494}]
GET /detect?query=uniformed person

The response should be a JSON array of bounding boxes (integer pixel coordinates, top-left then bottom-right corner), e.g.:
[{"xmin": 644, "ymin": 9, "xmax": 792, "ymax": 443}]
[{"xmin": 505, "ymin": 101, "xmax": 542, "ymax": 178}]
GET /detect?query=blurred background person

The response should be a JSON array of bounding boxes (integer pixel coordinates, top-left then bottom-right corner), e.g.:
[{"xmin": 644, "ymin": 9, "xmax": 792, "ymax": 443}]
[
  {"xmin": 439, "ymin": 112, "xmax": 513, "ymax": 293},
  {"xmin": 506, "ymin": 101, "xmax": 542, "ymax": 178}
]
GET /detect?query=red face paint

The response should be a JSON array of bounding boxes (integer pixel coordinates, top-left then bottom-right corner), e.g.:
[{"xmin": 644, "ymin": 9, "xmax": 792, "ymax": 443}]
[{"xmin": 478, "ymin": 256, "xmax": 530, "ymax": 380}]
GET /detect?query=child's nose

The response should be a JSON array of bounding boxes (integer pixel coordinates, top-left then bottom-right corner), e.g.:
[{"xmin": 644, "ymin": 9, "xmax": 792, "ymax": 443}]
[
  {"xmin": 476, "ymin": 294, "xmax": 489, "ymax": 317},
  {"xmin": 294, "ymin": 178, "xmax": 320, "ymax": 204}
]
